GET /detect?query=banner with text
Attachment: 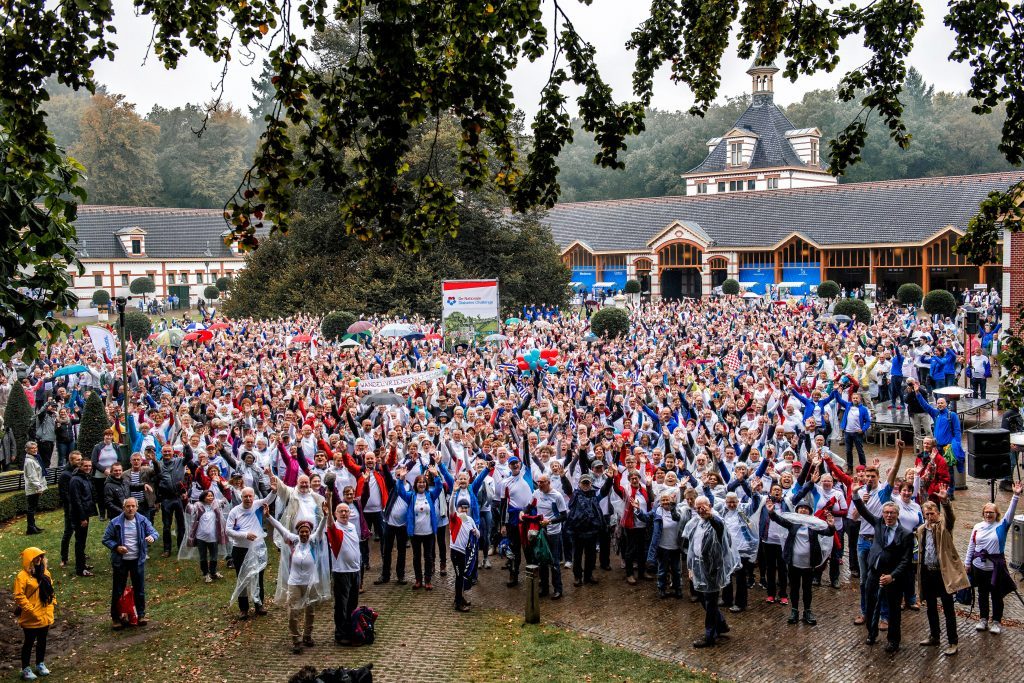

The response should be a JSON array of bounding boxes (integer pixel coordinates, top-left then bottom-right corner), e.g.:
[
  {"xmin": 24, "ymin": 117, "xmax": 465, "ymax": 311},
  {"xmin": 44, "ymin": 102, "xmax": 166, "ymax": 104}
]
[
  {"xmin": 358, "ymin": 369, "xmax": 445, "ymax": 391},
  {"xmin": 442, "ymin": 279, "xmax": 499, "ymax": 347}
]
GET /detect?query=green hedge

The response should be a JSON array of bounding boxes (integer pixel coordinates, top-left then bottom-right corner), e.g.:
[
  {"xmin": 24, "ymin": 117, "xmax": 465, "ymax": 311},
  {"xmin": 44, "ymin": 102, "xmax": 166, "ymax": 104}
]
[{"xmin": 0, "ymin": 482, "xmax": 61, "ymax": 524}]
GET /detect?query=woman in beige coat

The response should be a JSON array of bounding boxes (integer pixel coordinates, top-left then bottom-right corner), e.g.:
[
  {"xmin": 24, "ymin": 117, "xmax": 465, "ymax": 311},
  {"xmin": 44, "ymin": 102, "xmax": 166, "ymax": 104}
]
[{"xmin": 916, "ymin": 489, "xmax": 969, "ymax": 656}]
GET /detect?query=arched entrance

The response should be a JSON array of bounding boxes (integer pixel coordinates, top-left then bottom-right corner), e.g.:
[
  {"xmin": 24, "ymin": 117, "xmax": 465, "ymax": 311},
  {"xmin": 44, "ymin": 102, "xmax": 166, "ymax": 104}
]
[
  {"xmin": 708, "ymin": 256, "xmax": 729, "ymax": 290},
  {"xmin": 657, "ymin": 241, "xmax": 703, "ymax": 299},
  {"xmin": 634, "ymin": 257, "xmax": 653, "ymax": 300}
]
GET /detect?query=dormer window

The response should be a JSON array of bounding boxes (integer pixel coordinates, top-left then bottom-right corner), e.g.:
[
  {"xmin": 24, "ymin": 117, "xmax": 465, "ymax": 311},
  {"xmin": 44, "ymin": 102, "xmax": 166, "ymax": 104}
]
[
  {"xmin": 115, "ymin": 226, "xmax": 147, "ymax": 257},
  {"xmin": 730, "ymin": 142, "xmax": 743, "ymax": 166},
  {"xmin": 809, "ymin": 139, "xmax": 819, "ymax": 166}
]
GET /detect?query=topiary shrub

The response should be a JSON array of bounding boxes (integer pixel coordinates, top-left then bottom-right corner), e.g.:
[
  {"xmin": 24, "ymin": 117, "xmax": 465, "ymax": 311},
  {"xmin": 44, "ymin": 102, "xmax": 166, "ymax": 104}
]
[
  {"xmin": 817, "ymin": 280, "xmax": 841, "ymax": 300},
  {"xmin": 833, "ymin": 297, "xmax": 872, "ymax": 324},
  {"xmin": 117, "ymin": 310, "xmax": 152, "ymax": 341},
  {"xmin": 204, "ymin": 285, "xmax": 221, "ymax": 300},
  {"xmin": 215, "ymin": 276, "xmax": 232, "ymax": 292},
  {"xmin": 321, "ymin": 311, "xmax": 358, "ymax": 341},
  {"xmin": 3, "ymin": 385, "xmax": 33, "ymax": 465},
  {"xmin": 590, "ymin": 307, "xmax": 630, "ymax": 338},
  {"xmin": 129, "ymin": 276, "xmax": 156, "ymax": 301},
  {"xmin": 720, "ymin": 278, "xmax": 740, "ymax": 296},
  {"xmin": 896, "ymin": 282, "xmax": 923, "ymax": 306},
  {"xmin": 91, "ymin": 289, "xmax": 111, "ymax": 307},
  {"xmin": 76, "ymin": 391, "xmax": 110, "ymax": 463},
  {"xmin": 924, "ymin": 289, "xmax": 957, "ymax": 318},
  {"xmin": 624, "ymin": 280, "xmax": 641, "ymax": 294}
]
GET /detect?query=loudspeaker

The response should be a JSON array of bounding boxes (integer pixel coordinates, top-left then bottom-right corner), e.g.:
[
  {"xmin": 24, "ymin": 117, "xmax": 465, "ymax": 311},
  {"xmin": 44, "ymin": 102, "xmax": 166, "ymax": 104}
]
[
  {"xmin": 967, "ymin": 428, "xmax": 1011, "ymax": 480},
  {"xmin": 965, "ymin": 308, "xmax": 980, "ymax": 335}
]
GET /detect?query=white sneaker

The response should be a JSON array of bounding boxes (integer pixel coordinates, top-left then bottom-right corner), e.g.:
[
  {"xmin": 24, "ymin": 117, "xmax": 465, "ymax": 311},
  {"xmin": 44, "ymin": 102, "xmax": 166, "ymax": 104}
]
[
  {"xmin": 21, "ymin": 668, "xmax": 37, "ymax": 681},
  {"xmin": 204, "ymin": 574, "xmax": 213, "ymax": 584},
  {"xmin": 35, "ymin": 663, "xmax": 50, "ymax": 677},
  {"xmin": 989, "ymin": 622, "xmax": 1002, "ymax": 634},
  {"xmin": 484, "ymin": 559, "xmax": 492, "ymax": 569},
  {"xmin": 564, "ymin": 561, "xmax": 573, "ymax": 569},
  {"xmin": 976, "ymin": 620, "xmax": 988, "ymax": 631}
]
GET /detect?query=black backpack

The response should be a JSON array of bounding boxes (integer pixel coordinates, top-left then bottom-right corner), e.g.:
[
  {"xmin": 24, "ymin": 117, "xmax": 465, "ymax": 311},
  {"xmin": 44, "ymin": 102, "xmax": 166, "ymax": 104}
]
[{"xmin": 350, "ymin": 606, "xmax": 378, "ymax": 646}]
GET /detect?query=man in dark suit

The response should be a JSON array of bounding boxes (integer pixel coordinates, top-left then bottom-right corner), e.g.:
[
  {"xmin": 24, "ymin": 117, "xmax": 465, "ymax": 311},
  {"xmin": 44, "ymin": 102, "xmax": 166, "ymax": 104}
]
[{"xmin": 853, "ymin": 496, "xmax": 913, "ymax": 653}]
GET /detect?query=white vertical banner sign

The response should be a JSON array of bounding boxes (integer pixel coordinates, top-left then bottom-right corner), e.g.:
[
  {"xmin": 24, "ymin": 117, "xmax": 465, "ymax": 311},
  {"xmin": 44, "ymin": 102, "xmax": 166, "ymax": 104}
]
[
  {"xmin": 441, "ymin": 279, "xmax": 499, "ymax": 347},
  {"xmin": 86, "ymin": 325, "xmax": 119, "ymax": 360}
]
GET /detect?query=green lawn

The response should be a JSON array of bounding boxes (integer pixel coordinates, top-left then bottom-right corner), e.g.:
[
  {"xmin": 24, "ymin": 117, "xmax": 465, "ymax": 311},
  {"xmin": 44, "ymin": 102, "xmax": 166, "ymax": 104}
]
[
  {"xmin": 0, "ymin": 508, "xmax": 710, "ymax": 682},
  {"xmin": 466, "ymin": 619, "xmax": 709, "ymax": 683}
]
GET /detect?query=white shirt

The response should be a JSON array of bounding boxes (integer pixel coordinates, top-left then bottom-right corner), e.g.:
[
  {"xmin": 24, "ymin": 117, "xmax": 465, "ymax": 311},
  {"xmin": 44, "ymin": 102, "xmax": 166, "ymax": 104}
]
[
  {"xmin": 412, "ymin": 494, "xmax": 433, "ymax": 536},
  {"xmin": 122, "ymin": 517, "xmax": 139, "ymax": 560},
  {"xmin": 225, "ymin": 492, "xmax": 277, "ymax": 548},
  {"xmin": 196, "ymin": 506, "xmax": 218, "ymax": 543},
  {"xmin": 532, "ymin": 490, "xmax": 567, "ymax": 536},
  {"xmin": 656, "ymin": 507, "xmax": 680, "ymax": 550},
  {"xmin": 330, "ymin": 521, "xmax": 362, "ymax": 573}
]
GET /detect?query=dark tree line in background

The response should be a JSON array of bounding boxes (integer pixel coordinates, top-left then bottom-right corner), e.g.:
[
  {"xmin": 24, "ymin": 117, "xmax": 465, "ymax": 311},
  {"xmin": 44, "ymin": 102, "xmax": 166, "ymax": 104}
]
[
  {"xmin": 43, "ymin": 77, "xmax": 255, "ymax": 209},
  {"xmin": 556, "ymin": 69, "xmax": 1015, "ymax": 203},
  {"xmin": 46, "ymin": 68, "xmax": 1013, "ymax": 210}
]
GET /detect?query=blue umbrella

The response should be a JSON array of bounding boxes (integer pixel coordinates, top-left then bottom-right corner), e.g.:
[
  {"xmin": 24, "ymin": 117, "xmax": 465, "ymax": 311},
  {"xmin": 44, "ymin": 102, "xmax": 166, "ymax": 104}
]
[
  {"xmin": 53, "ymin": 364, "xmax": 88, "ymax": 378},
  {"xmin": 403, "ymin": 332, "xmax": 425, "ymax": 341}
]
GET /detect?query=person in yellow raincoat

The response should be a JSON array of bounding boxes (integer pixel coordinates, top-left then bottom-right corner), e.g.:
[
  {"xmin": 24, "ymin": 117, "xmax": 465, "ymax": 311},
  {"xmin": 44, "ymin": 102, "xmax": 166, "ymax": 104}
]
[{"xmin": 12, "ymin": 547, "xmax": 56, "ymax": 680}]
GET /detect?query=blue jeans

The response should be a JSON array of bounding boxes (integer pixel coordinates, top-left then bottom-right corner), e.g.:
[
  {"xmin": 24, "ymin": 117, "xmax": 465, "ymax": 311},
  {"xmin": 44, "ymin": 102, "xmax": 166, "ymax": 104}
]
[
  {"xmin": 656, "ymin": 547, "xmax": 682, "ymax": 595},
  {"xmin": 857, "ymin": 537, "xmax": 889, "ymax": 620},
  {"xmin": 845, "ymin": 431, "xmax": 866, "ymax": 467}
]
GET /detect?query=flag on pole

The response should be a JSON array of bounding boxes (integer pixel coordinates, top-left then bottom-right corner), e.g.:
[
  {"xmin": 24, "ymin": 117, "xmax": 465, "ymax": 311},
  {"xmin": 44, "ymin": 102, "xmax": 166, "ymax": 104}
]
[
  {"xmin": 86, "ymin": 325, "xmax": 118, "ymax": 361},
  {"xmin": 723, "ymin": 348, "xmax": 740, "ymax": 372}
]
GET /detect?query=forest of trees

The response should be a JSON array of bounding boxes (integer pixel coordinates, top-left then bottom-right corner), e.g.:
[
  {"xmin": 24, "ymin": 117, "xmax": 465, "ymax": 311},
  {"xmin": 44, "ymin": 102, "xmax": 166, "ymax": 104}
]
[
  {"xmin": 41, "ymin": 68, "xmax": 1015, "ymax": 209},
  {"xmin": 554, "ymin": 69, "xmax": 1017, "ymax": 203}
]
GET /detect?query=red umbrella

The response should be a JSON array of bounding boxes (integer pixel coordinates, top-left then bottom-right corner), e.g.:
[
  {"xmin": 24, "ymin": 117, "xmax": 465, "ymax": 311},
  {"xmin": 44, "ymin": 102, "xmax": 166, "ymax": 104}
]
[
  {"xmin": 290, "ymin": 333, "xmax": 312, "ymax": 344},
  {"xmin": 347, "ymin": 321, "xmax": 374, "ymax": 334},
  {"xmin": 208, "ymin": 322, "xmax": 231, "ymax": 331},
  {"xmin": 772, "ymin": 300, "xmax": 788, "ymax": 306},
  {"xmin": 425, "ymin": 333, "xmax": 443, "ymax": 341},
  {"xmin": 183, "ymin": 330, "xmax": 213, "ymax": 343}
]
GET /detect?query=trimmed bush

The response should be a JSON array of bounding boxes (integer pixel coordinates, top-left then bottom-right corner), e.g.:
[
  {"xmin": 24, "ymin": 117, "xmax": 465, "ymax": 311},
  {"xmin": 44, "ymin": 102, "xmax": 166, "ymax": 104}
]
[
  {"xmin": 624, "ymin": 280, "xmax": 641, "ymax": 294},
  {"xmin": 91, "ymin": 289, "xmax": 111, "ymax": 307},
  {"xmin": 204, "ymin": 285, "xmax": 221, "ymax": 300},
  {"xmin": 3, "ymin": 385, "xmax": 33, "ymax": 466},
  {"xmin": 215, "ymin": 276, "xmax": 232, "ymax": 292},
  {"xmin": 924, "ymin": 289, "xmax": 957, "ymax": 318},
  {"xmin": 590, "ymin": 307, "xmax": 630, "ymax": 338},
  {"xmin": 817, "ymin": 280, "xmax": 841, "ymax": 300},
  {"xmin": 76, "ymin": 391, "xmax": 110, "ymax": 463},
  {"xmin": 116, "ymin": 310, "xmax": 152, "ymax": 341},
  {"xmin": 721, "ymin": 278, "xmax": 740, "ymax": 296},
  {"xmin": 321, "ymin": 311, "xmax": 358, "ymax": 341},
  {"xmin": 896, "ymin": 282, "xmax": 923, "ymax": 306},
  {"xmin": 129, "ymin": 276, "xmax": 156, "ymax": 300},
  {"xmin": 833, "ymin": 297, "xmax": 872, "ymax": 324},
  {"xmin": 0, "ymin": 484, "xmax": 61, "ymax": 523}
]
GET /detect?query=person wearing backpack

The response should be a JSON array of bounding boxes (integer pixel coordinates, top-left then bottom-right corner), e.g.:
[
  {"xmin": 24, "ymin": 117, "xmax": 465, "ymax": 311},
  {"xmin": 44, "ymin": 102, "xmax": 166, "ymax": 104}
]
[{"xmin": 566, "ymin": 471, "xmax": 614, "ymax": 587}]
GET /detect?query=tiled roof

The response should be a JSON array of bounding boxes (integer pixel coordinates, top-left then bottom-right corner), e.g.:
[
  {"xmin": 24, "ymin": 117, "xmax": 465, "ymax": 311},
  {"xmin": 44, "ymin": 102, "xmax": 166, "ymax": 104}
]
[
  {"xmin": 687, "ymin": 95, "xmax": 809, "ymax": 174},
  {"xmin": 542, "ymin": 172, "xmax": 1024, "ymax": 253},
  {"xmin": 71, "ymin": 206, "xmax": 268, "ymax": 260}
]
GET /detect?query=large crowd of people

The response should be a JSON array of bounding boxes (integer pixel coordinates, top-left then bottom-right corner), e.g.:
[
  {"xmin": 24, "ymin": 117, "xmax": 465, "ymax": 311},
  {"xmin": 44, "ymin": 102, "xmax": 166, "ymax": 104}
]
[{"xmin": 6, "ymin": 294, "xmax": 1021, "ymax": 680}]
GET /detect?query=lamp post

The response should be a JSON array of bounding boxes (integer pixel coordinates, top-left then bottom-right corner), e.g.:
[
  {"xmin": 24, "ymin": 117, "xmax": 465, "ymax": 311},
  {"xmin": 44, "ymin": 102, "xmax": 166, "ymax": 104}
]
[{"xmin": 113, "ymin": 296, "xmax": 130, "ymax": 410}]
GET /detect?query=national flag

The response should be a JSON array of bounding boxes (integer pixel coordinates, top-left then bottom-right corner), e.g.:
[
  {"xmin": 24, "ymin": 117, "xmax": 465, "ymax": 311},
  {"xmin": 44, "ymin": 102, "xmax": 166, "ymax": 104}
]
[
  {"xmin": 568, "ymin": 376, "xmax": 578, "ymax": 398},
  {"xmin": 498, "ymin": 363, "xmax": 517, "ymax": 375},
  {"xmin": 569, "ymin": 408, "xmax": 577, "ymax": 433},
  {"xmin": 515, "ymin": 377, "xmax": 530, "ymax": 400},
  {"xmin": 723, "ymin": 348, "xmax": 740, "ymax": 372},
  {"xmin": 310, "ymin": 338, "xmax": 318, "ymax": 360}
]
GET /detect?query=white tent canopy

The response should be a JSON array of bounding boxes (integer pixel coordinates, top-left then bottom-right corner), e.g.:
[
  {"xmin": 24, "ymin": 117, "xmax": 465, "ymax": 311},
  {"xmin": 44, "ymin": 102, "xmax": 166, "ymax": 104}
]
[
  {"xmin": 592, "ymin": 282, "xmax": 615, "ymax": 288},
  {"xmin": 737, "ymin": 282, "xmax": 758, "ymax": 288},
  {"xmin": 777, "ymin": 282, "xmax": 805, "ymax": 289}
]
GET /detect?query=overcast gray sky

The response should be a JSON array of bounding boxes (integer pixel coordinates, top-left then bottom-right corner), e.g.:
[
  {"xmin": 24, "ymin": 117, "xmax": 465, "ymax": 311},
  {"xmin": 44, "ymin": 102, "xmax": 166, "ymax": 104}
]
[{"xmin": 95, "ymin": 0, "xmax": 973, "ymax": 117}]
